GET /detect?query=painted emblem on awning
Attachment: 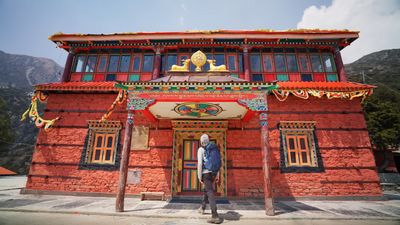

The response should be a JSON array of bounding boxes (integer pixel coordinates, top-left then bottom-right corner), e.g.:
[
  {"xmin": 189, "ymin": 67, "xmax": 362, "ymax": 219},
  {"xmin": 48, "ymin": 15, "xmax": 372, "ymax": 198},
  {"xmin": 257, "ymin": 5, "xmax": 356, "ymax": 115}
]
[{"xmin": 174, "ymin": 103, "xmax": 223, "ymax": 117}]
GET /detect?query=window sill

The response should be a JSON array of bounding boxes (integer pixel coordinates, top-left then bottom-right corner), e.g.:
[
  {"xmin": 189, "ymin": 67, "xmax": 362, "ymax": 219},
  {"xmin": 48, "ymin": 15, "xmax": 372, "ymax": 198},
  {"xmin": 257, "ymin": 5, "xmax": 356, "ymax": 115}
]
[
  {"xmin": 78, "ymin": 162, "xmax": 120, "ymax": 171},
  {"xmin": 280, "ymin": 165, "xmax": 324, "ymax": 173}
]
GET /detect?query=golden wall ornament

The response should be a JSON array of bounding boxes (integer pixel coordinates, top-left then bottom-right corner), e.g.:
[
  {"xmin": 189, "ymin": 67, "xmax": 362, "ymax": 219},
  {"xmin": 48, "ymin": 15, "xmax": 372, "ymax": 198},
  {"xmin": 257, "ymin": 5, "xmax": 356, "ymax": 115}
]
[
  {"xmin": 190, "ymin": 50, "xmax": 207, "ymax": 71},
  {"xmin": 169, "ymin": 50, "xmax": 229, "ymax": 73},
  {"xmin": 170, "ymin": 59, "xmax": 191, "ymax": 71},
  {"xmin": 207, "ymin": 59, "xmax": 228, "ymax": 72}
]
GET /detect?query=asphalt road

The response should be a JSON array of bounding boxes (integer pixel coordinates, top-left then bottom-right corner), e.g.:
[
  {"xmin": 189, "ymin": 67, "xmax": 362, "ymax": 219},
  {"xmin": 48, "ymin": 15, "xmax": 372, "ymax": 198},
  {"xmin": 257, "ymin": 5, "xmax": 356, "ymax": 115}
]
[{"xmin": 0, "ymin": 211, "xmax": 399, "ymax": 225}]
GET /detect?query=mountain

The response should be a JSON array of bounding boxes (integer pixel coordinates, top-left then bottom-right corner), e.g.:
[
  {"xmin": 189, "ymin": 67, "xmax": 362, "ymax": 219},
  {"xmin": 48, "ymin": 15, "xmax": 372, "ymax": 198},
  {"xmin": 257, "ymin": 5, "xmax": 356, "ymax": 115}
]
[
  {"xmin": 0, "ymin": 50, "xmax": 63, "ymax": 174},
  {"xmin": 0, "ymin": 50, "xmax": 63, "ymax": 88},
  {"xmin": 346, "ymin": 49, "xmax": 400, "ymax": 92},
  {"xmin": 346, "ymin": 48, "xmax": 400, "ymax": 111},
  {"xmin": 346, "ymin": 49, "xmax": 400, "ymax": 172}
]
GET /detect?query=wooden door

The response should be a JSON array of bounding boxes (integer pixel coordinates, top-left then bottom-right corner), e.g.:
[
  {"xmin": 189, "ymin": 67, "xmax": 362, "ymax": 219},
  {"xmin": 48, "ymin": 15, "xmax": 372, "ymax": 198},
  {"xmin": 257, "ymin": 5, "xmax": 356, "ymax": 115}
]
[{"xmin": 181, "ymin": 140, "xmax": 201, "ymax": 192}]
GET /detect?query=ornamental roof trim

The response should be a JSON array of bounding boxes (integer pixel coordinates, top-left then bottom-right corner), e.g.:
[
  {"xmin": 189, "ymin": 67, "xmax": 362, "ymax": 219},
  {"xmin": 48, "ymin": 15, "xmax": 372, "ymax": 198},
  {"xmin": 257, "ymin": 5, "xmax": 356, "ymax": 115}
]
[
  {"xmin": 50, "ymin": 29, "xmax": 359, "ymax": 40},
  {"xmin": 49, "ymin": 29, "xmax": 359, "ymax": 51},
  {"xmin": 35, "ymin": 81, "xmax": 375, "ymax": 93}
]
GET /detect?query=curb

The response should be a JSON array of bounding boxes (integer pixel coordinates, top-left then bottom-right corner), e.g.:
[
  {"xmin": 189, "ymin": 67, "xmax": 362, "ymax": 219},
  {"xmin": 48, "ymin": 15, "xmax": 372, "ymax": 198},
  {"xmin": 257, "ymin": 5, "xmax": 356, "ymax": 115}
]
[{"xmin": 0, "ymin": 208, "xmax": 399, "ymax": 221}]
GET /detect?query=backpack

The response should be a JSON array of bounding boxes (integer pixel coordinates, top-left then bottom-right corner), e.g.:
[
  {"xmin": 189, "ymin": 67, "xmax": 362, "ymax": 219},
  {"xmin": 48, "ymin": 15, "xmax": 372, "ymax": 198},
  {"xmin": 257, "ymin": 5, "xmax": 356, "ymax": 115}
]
[{"xmin": 203, "ymin": 142, "xmax": 221, "ymax": 172}]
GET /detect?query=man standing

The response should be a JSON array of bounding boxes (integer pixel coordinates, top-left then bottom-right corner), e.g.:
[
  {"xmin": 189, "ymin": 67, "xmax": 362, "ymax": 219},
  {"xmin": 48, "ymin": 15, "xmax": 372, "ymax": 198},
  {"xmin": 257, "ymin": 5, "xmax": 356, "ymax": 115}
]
[{"xmin": 197, "ymin": 134, "xmax": 223, "ymax": 224}]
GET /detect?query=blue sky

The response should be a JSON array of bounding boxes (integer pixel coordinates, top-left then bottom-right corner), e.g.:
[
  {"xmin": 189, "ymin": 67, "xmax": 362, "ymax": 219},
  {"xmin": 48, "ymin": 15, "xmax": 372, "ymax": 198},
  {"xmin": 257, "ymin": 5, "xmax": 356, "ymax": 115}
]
[{"xmin": 0, "ymin": 0, "xmax": 399, "ymax": 65}]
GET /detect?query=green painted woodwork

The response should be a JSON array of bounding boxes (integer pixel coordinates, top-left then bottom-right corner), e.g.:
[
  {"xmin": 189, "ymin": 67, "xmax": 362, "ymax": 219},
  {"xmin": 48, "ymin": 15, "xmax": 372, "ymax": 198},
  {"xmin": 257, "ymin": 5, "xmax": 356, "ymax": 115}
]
[
  {"xmin": 82, "ymin": 74, "xmax": 93, "ymax": 81},
  {"xmin": 277, "ymin": 74, "xmax": 289, "ymax": 81},
  {"xmin": 326, "ymin": 73, "xmax": 338, "ymax": 82},
  {"xmin": 129, "ymin": 74, "xmax": 140, "ymax": 82}
]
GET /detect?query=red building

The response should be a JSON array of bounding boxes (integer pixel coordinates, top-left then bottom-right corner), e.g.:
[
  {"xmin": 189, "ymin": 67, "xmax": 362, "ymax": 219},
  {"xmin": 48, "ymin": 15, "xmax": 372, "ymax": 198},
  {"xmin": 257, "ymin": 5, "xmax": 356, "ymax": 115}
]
[{"xmin": 22, "ymin": 30, "xmax": 382, "ymax": 214}]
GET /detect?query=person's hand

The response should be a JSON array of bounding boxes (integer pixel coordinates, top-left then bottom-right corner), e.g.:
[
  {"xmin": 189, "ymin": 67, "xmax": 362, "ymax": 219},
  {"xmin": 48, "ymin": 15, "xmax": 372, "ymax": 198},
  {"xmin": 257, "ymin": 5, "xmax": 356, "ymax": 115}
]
[
  {"xmin": 215, "ymin": 175, "xmax": 219, "ymax": 183},
  {"xmin": 199, "ymin": 179, "xmax": 204, "ymax": 185}
]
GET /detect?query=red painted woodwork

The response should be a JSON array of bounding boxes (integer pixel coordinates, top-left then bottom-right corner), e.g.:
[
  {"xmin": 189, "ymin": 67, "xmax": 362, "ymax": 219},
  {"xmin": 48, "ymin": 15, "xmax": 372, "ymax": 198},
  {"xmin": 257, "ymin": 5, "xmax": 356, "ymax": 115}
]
[
  {"xmin": 141, "ymin": 109, "xmax": 158, "ymax": 123},
  {"xmin": 140, "ymin": 73, "xmax": 152, "ymax": 81},
  {"xmin": 67, "ymin": 52, "xmax": 345, "ymax": 83},
  {"xmin": 62, "ymin": 53, "xmax": 74, "ymax": 82},
  {"xmin": 94, "ymin": 74, "xmax": 105, "ymax": 81},
  {"xmin": 117, "ymin": 74, "xmax": 128, "ymax": 82},
  {"xmin": 152, "ymin": 51, "xmax": 161, "ymax": 79},
  {"xmin": 289, "ymin": 73, "xmax": 301, "ymax": 82},
  {"xmin": 264, "ymin": 74, "xmax": 276, "ymax": 82},
  {"xmin": 334, "ymin": 48, "xmax": 347, "ymax": 82},
  {"xmin": 314, "ymin": 73, "xmax": 326, "ymax": 82},
  {"xmin": 241, "ymin": 110, "xmax": 255, "ymax": 123},
  {"xmin": 70, "ymin": 73, "xmax": 82, "ymax": 82},
  {"xmin": 243, "ymin": 48, "xmax": 250, "ymax": 81}
]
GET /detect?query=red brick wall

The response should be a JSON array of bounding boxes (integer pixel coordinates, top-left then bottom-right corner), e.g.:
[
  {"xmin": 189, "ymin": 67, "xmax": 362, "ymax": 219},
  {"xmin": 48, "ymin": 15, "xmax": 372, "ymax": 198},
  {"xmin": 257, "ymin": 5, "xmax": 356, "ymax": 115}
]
[
  {"xmin": 26, "ymin": 93, "xmax": 173, "ymax": 195},
  {"xmin": 267, "ymin": 96, "xmax": 382, "ymax": 197},
  {"xmin": 26, "ymin": 93, "xmax": 382, "ymax": 198},
  {"xmin": 226, "ymin": 120, "xmax": 264, "ymax": 197}
]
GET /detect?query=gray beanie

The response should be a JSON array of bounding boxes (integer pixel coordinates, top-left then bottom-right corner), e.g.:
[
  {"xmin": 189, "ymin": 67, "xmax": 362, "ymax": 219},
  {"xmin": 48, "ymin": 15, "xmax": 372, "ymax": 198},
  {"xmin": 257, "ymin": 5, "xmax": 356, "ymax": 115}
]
[{"xmin": 200, "ymin": 134, "xmax": 209, "ymax": 147}]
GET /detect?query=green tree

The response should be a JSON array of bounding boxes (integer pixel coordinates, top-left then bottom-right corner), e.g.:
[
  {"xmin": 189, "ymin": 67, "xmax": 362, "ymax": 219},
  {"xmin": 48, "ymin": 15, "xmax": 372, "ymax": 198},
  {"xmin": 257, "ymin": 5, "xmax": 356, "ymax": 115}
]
[
  {"xmin": 0, "ymin": 96, "xmax": 14, "ymax": 152},
  {"xmin": 363, "ymin": 92, "xmax": 400, "ymax": 171}
]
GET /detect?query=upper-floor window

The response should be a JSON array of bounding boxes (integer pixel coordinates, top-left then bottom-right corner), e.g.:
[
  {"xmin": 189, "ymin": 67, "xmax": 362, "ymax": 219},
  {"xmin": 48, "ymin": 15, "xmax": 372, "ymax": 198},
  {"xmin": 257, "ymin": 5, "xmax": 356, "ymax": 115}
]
[
  {"xmin": 97, "ymin": 55, "xmax": 108, "ymax": 72},
  {"xmin": 85, "ymin": 56, "xmax": 97, "ymax": 72},
  {"xmin": 298, "ymin": 54, "xmax": 311, "ymax": 72},
  {"xmin": 119, "ymin": 55, "xmax": 131, "ymax": 72},
  {"xmin": 274, "ymin": 54, "xmax": 286, "ymax": 72},
  {"xmin": 310, "ymin": 54, "xmax": 323, "ymax": 72},
  {"xmin": 214, "ymin": 54, "xmax": 225, "ymax": 66},
  {"xmin": 72, "ymin": 52, "xmax": 155, "ymax": 75},
  {"xmin": 132, "ymin": 55, "xmax": 141, "ymax": 72},
  {"xmin": 248, "ymin": 49, "xmax": 336, "ymax": 74},
  {"xmin": 286, "ymin": 54, "xmax": 298, "ymax": 72},
  {"xmin": 262, "ymin": 54, "xmax": 274, "ymax": 72},
  {"xmin": 70, "ymin": 48, "xmax": 338, "ymax": 82},
  {"xmin": 227, "ymin": 55, "xmax": 237, "ymax": 71},
  {"xmin": 74, "ymin": 55, "xmax": 86, "ymax": 72},
  {"xmin": 108, "ymin": 55, "xmax": 119, "ymax": 72},
  {"xmin": 166, "ymin": 54, "xmax": 178, "ymax": 71},
  {"xmin": 250, "ymin": 54, "xmax": 261, "ymax": 72},
  {"xmin": 321, "ymin": 54, "xmax": 336, "ymax": 72},
  {"xmin": 142, "ymin": 54, "xmax": 154, "ymax": 72}
]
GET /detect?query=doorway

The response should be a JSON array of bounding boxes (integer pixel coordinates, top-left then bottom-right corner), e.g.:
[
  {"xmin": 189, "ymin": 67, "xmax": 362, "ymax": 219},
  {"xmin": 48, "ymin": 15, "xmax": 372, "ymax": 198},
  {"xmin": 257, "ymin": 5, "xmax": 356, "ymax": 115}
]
[{"xmin": 171, "ymin": 120, "xmax": 227, "ymax": 196}]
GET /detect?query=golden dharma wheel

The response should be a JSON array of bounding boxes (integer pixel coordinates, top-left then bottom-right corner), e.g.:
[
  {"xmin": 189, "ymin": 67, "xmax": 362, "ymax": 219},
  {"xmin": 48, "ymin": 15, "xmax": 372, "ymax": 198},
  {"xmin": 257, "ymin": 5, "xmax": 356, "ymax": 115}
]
[{"xmin": 190, "ymin": 50, "xmax": 207, "ymax": 72}]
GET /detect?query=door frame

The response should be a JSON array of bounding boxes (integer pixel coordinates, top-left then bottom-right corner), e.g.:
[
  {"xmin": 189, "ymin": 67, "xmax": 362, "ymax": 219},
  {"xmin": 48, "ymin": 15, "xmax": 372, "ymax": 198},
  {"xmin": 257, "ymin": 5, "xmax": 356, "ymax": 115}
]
[{"xmin": 171, "ymin": 120, "xmax": 228, "ymax": 197}]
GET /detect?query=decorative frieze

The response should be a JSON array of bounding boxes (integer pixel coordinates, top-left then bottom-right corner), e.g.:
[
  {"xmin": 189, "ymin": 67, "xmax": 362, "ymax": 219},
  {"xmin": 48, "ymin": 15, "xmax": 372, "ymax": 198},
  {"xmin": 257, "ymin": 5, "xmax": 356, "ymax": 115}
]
[{"xmin": 238, "ymin": 94, "xmax": 268, "ymax": 111}]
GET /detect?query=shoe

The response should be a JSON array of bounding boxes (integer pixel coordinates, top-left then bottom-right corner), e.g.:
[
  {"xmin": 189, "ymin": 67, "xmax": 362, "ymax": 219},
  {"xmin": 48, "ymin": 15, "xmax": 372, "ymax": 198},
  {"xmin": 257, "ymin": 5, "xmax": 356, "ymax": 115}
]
[
  {"xmin": 207, "ymin": 217, "xmax": 223, "ymax": 224},
  {"xmin": 198, "ymin": 206, "xmax": 205, "ymax": 215}
]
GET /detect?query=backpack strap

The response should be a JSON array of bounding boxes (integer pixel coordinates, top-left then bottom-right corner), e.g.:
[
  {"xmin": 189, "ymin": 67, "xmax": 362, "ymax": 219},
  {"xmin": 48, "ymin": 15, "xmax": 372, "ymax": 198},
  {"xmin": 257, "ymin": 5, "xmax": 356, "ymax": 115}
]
[{"xmin": 201, "ymin": 147, "xmax": 207, "ymax": 169}]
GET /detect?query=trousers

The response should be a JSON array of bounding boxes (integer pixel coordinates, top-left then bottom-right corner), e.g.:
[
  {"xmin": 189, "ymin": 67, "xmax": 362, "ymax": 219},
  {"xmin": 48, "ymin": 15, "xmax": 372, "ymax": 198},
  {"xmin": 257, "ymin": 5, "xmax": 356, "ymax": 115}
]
[{"xmin": 201, "ymin": 172, "xmax": 218, "ymax": 217}]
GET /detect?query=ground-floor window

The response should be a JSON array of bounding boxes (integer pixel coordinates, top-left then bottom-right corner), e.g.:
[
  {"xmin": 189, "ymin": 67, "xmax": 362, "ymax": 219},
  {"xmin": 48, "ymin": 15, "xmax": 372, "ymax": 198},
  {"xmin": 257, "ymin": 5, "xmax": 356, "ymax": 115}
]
[
  {"xmin": 79, "ymin": 120, "xmax": 122, "ymax": 170},
  {"xmin": 279, "ymin": 121, "xmax": 324, "ymax": 173},
  {"xmin": 91, "ymin": 133, "xmax": 117, "ymax": 164}
]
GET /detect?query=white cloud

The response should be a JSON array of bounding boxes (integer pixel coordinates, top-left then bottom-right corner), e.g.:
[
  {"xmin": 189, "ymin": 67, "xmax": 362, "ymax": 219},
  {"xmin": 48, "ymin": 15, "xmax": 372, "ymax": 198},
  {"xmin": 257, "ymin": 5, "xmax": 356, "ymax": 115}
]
[
  {"xmin": 180, "ymin": 2, "xmax": 187, "ymax": 11},
  {"xmin": 179, "ymin": 1, "xmax": 186, "ymax": 27},
  {"xmin": 297, "ymin": 0, "xmax": 400, "ymax": 63}
]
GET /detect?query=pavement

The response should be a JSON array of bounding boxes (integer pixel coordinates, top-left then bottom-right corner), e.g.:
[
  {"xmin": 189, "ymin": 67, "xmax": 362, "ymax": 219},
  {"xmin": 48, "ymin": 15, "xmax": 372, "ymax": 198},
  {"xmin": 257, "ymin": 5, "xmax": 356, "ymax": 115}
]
[{"xmin": 0, "ymin": 176, "xmax": 399, "ymax": 221}]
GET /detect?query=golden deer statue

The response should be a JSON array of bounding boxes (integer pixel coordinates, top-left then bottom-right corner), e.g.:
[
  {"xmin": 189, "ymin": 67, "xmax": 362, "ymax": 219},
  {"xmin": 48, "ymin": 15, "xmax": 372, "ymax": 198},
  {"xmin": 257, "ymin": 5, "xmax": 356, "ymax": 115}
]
[
  {"xmin": 170, "ymin": 59, "xmax": 191, "ymax": 72},
  {"xmin": 207, "ymin": 59, "xmax": 228, "ymax": 72}
]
